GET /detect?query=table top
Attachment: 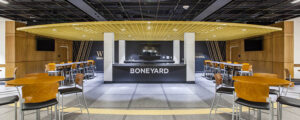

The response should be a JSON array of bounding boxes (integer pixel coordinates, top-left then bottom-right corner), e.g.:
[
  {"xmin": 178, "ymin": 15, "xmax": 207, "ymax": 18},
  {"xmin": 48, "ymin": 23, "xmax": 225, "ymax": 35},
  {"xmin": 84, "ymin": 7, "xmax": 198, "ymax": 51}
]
[
  {"xmin": 56, "ymin": 61, "xmax": 88, "ymax": 67},
  {"xmin": 224, "ymin": 63, "xmax": 243, "ymax": 67},
  {"xmin": 232, "ymin": 76, "xmax": 293, "ymax": 86},
  {"xmin": 6, "ymin": 75, "xmax": 64, "ymax": 86}
]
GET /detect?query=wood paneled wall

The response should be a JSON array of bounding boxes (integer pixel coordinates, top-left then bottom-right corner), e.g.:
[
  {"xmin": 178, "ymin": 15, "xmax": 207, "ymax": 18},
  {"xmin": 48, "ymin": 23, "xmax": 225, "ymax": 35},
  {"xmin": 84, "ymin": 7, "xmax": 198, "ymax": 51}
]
[
  {"xmin": 3, "ymin": 21, "xmax": 73, "ymax": 78},
  {"xmin": 226, "ymin": 21, "xmax": 294, "ymax": 79}
]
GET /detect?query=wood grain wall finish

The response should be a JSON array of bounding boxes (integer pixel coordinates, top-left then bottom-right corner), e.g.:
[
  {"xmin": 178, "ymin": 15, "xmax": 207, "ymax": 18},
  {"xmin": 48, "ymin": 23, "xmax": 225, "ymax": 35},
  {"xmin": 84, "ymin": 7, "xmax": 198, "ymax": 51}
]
[
  {"xmin": 226, "ymin": 21, "xmax": 294, "ymax": 79},
  {"xmin": 3, "ymin": 21, "xmax": 73, "ymax": 78}
]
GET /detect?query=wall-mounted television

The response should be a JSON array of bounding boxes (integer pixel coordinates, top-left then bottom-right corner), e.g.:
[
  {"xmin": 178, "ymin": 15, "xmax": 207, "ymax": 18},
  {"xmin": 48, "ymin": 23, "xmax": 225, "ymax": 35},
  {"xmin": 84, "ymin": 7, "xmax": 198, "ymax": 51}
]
[
  {"xmin": 36, "ymin": 36, "xmax": 55, "ymax": 51},
  {"xmin": 244, "ymin": 36, "xmax": 264, "ymax": 51}
]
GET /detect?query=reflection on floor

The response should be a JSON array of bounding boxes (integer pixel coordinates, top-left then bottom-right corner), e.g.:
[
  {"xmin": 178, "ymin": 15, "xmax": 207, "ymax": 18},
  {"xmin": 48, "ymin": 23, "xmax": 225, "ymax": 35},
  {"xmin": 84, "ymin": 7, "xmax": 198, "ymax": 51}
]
[{"xmin": 1, "ymin": 73, "xmax": 300, "ymax": 120}]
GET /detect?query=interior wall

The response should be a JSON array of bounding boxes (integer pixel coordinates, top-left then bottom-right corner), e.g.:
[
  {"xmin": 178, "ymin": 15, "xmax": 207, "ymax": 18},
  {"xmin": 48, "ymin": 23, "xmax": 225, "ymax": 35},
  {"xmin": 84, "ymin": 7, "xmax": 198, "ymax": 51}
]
[
  {"xmin": 4, "ymin": 21, "xmax": 73, "ymax": 78},
  {"xmin": 226, "ymin": 21, "xmax": 294, "ymax": 79},
  {"xmin": 287, "ymin": 17, "xmax": 300, "ymax": 78}
]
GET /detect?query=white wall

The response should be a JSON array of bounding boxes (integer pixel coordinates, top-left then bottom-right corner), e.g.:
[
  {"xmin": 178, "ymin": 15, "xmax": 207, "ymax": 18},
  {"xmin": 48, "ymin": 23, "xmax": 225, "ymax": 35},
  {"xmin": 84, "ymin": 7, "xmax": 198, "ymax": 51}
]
[
  {"xmin": 0, "ymin": 19, "xmax": 6, "ymax": 64},
  {"xmin": 288, "ymin": 17, "xmax": 300, "ymax": 77},
  {"xmin": 104, "ymin": 32, "xmax": 115, "ymax": 82}
]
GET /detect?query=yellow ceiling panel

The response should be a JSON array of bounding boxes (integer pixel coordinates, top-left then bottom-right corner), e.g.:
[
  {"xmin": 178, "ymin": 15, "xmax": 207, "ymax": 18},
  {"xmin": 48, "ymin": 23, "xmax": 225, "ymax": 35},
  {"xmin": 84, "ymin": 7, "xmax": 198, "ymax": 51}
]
[{"xmin": 17, "ymin": 21, "xmax": 282, "ymax": 41}]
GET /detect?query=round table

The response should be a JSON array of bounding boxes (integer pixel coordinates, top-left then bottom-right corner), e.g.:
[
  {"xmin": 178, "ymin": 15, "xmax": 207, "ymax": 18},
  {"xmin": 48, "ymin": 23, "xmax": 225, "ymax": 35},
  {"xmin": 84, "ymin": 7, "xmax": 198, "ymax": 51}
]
[{"xmin": 232, "ymin": 76, "xmax": 293, "ymax": 86}]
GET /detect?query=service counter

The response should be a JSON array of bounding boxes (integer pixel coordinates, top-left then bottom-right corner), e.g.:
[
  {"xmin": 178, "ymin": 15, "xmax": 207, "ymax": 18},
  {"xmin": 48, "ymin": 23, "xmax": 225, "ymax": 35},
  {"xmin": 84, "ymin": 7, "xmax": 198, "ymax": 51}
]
[{"xmin": 113, "ymin": 63, "xmax": 186, "ymax": 83}]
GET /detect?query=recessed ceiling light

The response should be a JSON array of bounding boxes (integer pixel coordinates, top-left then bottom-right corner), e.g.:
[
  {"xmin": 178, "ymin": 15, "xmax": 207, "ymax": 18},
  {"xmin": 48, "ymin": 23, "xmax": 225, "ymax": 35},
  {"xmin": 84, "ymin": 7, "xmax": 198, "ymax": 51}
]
[
  {"xmin": 52, "ymin": 28, "xmax": 57, "ymax": 32},
  {"xmin": 173, "ymin": 28, "xmax": 178, "ymax": 32},
  {"xmin": 147, "ymin": 26, "xmax": 151, "ymax": 30},
  {"xmin": 242, "ymin": 29, "xmax": 247, "ymax": 32},
  {"xmin": 121, "ymin": 28, "xmax": 126, "ymax": 32},
  {"xmin": 291, "ymin": 0, "xmax": 300, "ymax": 4},
  {"xmin": 212, "ymin": 35, "xmax": 216, "ymax": 37},
  {"xmin": 183, "ymin": 5, "xmax": 189, "ymax": 10},
  {"xmin": 147, "ymin": 21, "xmax": 151, "ymax": 24},
  {"xmin": 128, "ymin": 35, "xmax": 131, "ymax": 37},
  {"xmin": 82, "ymin": 35, "xmax": 86, "ymax": 37},
  {"xmin": 0, "ymin": 0, "xmax": 8, "ymax": 4}
]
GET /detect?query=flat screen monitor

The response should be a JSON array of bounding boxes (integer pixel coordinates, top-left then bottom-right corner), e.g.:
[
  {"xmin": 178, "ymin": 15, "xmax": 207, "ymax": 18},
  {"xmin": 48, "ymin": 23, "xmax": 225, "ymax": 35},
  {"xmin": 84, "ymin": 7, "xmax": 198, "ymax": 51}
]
[
  {"xmin": 244, "ymin": 36, "xmax": 263, "ymax": 51},
  {"xmin": 36, "ymin": 36, "xmax": 55, "ymax": 51}
]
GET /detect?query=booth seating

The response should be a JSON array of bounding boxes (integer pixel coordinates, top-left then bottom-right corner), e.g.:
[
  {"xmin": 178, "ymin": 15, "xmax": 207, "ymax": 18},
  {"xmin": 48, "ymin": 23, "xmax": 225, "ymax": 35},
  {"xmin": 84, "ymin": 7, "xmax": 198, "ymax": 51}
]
[
  {"xmin": 234, "ymin": 81, "xmax": 274, "ymax": 120},
  {"xmin": 59, "ymin": 73, "xmax": 90, "ymax": 120},
  {"xmin": 209, "ymin": 73, "xmax": 236, "ymax": 120}
]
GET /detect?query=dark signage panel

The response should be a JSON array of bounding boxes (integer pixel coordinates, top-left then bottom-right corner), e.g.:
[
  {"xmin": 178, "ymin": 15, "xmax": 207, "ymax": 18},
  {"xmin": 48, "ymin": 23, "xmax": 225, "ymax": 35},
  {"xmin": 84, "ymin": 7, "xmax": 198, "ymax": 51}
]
[{"xmin": 113, "ymin": 64, "xmax": 186, "ymax": 83}]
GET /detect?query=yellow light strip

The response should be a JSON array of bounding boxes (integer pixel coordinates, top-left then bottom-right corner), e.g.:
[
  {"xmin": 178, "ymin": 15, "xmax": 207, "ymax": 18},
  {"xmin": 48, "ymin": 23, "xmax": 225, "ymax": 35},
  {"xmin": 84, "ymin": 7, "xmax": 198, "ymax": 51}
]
[{"xmin": 17, "ymin": 21, "xmax": 282, "ymax": 41}]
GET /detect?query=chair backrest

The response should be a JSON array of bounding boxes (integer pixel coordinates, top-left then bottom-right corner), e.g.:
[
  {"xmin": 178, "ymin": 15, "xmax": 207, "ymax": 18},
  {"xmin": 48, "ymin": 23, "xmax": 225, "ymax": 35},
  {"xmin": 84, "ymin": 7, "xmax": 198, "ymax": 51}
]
[
  {"xmin": 241, "ymin": 63, "xmax": 250, "ymax": 71},
  {"xmin": 253, "ymin": 73, "xmax": 277, "ymax": 78},
  {"xmin": 68, "ymin": 61, "xmax": 77, "ymax": 69},
  {"xmin": 220, "ymin": 63, "xmax": 225, "ymax": 69},
  {"xmin": 204, "ymin": 60, "xmax": 211, "ymax": 65},
  {"xmin": 227, "ymin": 61, "xmax": 232, "ymax": 64},
  {"xmin": 87, "ymin": 60, "xmax": 95, "ymax": 66},
  {"xmin": 22, "ymin": 83, "xmax": 59, "ymax": 103},
  {"xmin": 234, "ymin": 81, "xmax": 269, "ymax": 102},
  {"xmin": 214, "ymin": 63, "xmax": 218, "ymax": 67},
  {"xmin": 75, "ymin": 73, "xmax": 84, "ymax": 87},
  {"xmin": 48, "ymin": 63, "xmax": 56, "ymax": 71},
  {"xmin": 214, "ymin": 73, "xmax": 223, "ymax": 86},
  {"xmin": 233, "ymin": 62, "xmax": 239, "ymax": 64}
]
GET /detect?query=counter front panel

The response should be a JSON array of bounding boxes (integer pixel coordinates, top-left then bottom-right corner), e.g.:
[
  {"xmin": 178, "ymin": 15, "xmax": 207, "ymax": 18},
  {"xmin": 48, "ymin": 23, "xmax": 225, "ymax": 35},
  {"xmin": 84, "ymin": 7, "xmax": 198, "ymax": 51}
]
[{"xmin": 113, "ymin": 64, "xmax": 186, "ymax": 83}]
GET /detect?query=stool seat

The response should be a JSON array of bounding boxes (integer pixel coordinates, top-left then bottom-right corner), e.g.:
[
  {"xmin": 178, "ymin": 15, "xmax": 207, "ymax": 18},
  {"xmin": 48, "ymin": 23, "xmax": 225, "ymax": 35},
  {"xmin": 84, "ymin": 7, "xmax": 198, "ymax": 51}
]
[
  {"xmin": 59, "ymin": 87, "xmax": 82, "ymax": 95},
  {"xmin": 277, "ymin": 96, "xmax": 300, "ymax": 108},
  {"xmin": 0, "ymin": 95, "xmax": 19, "ymax": 106},
  {"xmin": 216, "ymin": 87, "xmax": 235, "ymax": 94},
  {"xmin": 22, "ymin": 99, "xmax": 58, "ymax": 111},
  {"xmin": 235, "ymin": 98, "xmax": 270, "ymax": 110}
]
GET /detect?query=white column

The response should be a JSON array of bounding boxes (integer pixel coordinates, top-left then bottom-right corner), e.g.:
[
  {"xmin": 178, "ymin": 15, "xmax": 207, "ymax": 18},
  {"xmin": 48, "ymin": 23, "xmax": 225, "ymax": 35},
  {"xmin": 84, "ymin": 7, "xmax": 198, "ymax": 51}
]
[
  {"xmin": 0, "ymin": 20, "xmax": 5, "ymax": 64},
  {"xmin": 104, "ymin": 32, "xmax": 114, "ymax": 82},
  {"xmin": 119, "ymin": 40, "xmax": 126, "ymax": 64},
  {"xmin": 173, "ymin": 40, "xmax": 180, "ymax": 64},
  {"xmin": 184, "ymin": 32, "xmax": 195, "ymax": 82}
]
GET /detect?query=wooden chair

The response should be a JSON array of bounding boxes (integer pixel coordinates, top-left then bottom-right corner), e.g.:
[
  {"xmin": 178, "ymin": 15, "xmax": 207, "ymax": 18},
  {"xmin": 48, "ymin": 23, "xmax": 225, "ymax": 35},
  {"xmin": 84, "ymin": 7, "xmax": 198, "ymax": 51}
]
[
  {"xmin": 234, "ymin": 81, "xmax": 274, "ymax": 120},
  {"xmin": 209, "ymin": 73, "xmax": 236, "ymax": 120},
  {"xmin": 238, "ymin": 63, "xmax": 252, "ymax": 76},
  {"xmin": 21, "ymin": 83, "xmax": 59, "ymax": 120},
  {"xmin": 58, "ymin": 73, "xmax": 90, "ymax": 120}
]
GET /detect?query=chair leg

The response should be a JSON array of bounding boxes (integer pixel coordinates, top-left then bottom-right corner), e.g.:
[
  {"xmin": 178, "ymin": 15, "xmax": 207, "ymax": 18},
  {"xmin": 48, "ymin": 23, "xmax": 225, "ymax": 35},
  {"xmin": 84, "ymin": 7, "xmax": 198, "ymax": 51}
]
[
  {"xmin": 36, "ymin": 109, "xmax": 40, "ymax": 120},
  {"xmin": 50, "ymin": 106, "xmax": 53, "ymax": 120},
  {"xmin": 239, "ymin": 105, "xmax": 242, "ymax": 120},
  {"xmin": 209, "ymin": 93, "xmax": 217, "ymax": 120},
  {"xmin": 15, "ymin": 102, "xmax": 17, "ymax": 120},
  {"xmin": 232, "ymin": 93, "xmax": 236, "ymax": 120},
  {"xmin": 270, "ymin": 102, "xmax": 274, "ymax": 120},
  {"xmin": 61, "ymin": 94, "xmax": 64, "ymax": 120},
  {"xmin": 82, "ymin": 92, "xmax": 90, "ymax": 120},
  {"xmin": 76, "ymin": 93, "xmax": 83, "ymax": 113},
  {"xmin": 214, "ymin": 94, "xmax": 222, "ymax": 120}
]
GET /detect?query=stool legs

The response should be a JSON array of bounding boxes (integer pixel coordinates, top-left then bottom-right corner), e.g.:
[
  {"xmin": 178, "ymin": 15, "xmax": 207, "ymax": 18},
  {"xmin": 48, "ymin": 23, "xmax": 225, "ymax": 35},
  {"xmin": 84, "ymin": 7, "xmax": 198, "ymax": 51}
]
[{"xmin": 15, "ymin": 102, "xmax": 17, "ymax": 120}]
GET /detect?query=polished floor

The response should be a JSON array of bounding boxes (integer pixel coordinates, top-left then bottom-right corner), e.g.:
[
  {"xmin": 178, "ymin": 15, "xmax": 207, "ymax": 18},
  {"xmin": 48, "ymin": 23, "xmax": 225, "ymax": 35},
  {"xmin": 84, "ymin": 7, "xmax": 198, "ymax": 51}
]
[{"xmin": 1, "ymin": 73, "xmax": 300, "ymax": 120}]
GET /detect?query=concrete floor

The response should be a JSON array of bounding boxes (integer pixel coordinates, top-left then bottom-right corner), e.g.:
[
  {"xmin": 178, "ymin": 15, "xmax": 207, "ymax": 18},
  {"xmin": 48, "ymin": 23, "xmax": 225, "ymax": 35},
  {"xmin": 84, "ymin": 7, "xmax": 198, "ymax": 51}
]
[{"xmin": 1, "ymin": 73, "xmax": 300, "ymax": 120}]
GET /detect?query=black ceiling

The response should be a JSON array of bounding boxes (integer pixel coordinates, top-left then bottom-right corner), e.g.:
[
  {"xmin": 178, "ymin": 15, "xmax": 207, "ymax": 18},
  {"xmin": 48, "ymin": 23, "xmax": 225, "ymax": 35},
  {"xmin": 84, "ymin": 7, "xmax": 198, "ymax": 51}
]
[{"xmin": 0, "ymin": 0, "xmax": 299, "ymax": 25}]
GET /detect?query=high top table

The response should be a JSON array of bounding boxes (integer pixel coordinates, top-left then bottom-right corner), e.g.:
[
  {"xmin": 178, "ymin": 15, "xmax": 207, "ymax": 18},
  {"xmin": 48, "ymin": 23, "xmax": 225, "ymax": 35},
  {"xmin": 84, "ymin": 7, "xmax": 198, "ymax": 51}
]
[{"xmin": 233, "ymin": 76, "xmax": 293, "ymax": 120}]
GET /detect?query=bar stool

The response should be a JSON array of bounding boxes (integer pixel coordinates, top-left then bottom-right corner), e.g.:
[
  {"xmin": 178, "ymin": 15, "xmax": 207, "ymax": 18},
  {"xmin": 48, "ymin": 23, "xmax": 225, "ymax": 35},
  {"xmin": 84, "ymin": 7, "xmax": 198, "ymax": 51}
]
[
  {"xmin": 21, "ymin": 83, "xmax": 60, "ymax": 120},
  {"xmin": 238, "ymin": 63, "xmax": 252, "ymax": 76},
  {"xmin": 47, "ymin": 63, "xmax": 60, "ymax": 76},
  {"xmin": 234, "ymin": 81, "xmax": 274, "ymax": 120},
  {"xmin": 59, "ymin": 73, "xmax": 90, "ymax": 120},
  {"xmin": 204, "ymin": 60, "xmax": 211, "ymax": 77},
  {"xmin": 209, "ymin": 73, "xmax": 236, "ymax": 120}
]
